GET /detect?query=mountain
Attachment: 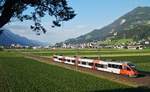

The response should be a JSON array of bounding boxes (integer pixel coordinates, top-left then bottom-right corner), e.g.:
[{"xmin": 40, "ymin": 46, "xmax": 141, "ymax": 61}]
[
  {"xmin": 0, "ymin": 29, "xmax": 45, "ymax": 46},
  {"xmin": 64, "ymin": 7, "xmax": 150, "ymax": 44}
]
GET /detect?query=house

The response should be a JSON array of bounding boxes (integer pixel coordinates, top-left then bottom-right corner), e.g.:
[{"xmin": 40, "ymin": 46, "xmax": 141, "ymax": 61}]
[{"xmin": 127, "ymin": 45, "xmax": 143, "ymax": 50}]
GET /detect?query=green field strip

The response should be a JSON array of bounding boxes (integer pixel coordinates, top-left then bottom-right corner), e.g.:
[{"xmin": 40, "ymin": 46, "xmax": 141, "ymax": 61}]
[{"xmin": 0, "ymin": 53, "xmax": 133, "ymax": 92}]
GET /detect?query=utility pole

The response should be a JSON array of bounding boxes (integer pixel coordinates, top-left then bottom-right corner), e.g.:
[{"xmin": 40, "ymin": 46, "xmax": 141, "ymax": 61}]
[{"xmin": 75, "ymin": 47, "xmax": 79, "ymax": 71}]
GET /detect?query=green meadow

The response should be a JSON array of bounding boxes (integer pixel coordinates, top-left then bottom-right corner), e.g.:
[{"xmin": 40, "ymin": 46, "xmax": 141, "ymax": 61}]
[
  {"xmin": 0, "ymin": 49, "xmax": 150, "ymax": 92},
  {"xmin": 24, "ymin": 49, "xmax": 150, "ymax": 72}
]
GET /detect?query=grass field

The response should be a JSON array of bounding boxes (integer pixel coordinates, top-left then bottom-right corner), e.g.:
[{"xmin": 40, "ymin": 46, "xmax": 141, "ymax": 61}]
[
  {"xmin": 0, "ymin": 49, "xmax": 150, "ymax": 92},
  {"xmin": 22, "ymin": 49, "xmax": 150, "ymax": 57},
  {"xmin": 23, "ymin": 49, "xmax": 150, "ymax": 72},
  {"xmin": 0, "ymin": 51, "xmax": 140, "ymax": 92}
]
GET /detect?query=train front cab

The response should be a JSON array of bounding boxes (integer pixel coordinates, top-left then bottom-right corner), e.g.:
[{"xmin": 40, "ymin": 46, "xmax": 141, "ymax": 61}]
[{"xmin": 120, "ymin": 63, "xmax": 139, "ymax": 77}]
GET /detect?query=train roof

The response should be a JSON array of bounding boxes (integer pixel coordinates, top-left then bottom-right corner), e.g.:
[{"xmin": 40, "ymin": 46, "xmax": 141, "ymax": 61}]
[
  {"xmin": 105, "ymin": 61, "xmax": 132, "ymax": 65},
  {"xmin": 65, "ymin": 56, "xmax": 76, "ymax": 60},
  {"xmin": 53, "ymin": 55, "xmax": 133, "ymax": 65},
  {"xmin": 79, "ymin": 58, "xmax": 94, "ymax": 63}
]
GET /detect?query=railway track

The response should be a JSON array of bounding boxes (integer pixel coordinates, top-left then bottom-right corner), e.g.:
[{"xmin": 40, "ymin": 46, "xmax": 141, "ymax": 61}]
[{"xmin": 24, "ymin": 54, "xmax": 150, "ymax": 88}]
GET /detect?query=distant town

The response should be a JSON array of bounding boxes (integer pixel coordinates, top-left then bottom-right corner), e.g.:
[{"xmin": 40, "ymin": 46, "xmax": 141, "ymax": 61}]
[
  {"xmin": 55, "ymin": 39, "xmax": 150, "ymax": 50},
  {"xmin": 1, "ymin": 39, "xmax": 149, "ymax": 50}
]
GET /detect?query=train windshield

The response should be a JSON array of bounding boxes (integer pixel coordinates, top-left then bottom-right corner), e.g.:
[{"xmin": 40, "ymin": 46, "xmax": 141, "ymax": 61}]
[
  {"xmin": 127, "ymin": 63, "xmax": 138, "ymax": 71},
  {"xmin": 127, "ymin": 63, "xmax": 135, "ymax": 68}
]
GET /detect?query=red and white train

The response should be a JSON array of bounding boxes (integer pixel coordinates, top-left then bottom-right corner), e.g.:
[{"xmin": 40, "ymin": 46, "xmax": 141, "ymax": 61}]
[{"xmin": 53, "ymin": 55, "xmax": 139, "ymax": 77}]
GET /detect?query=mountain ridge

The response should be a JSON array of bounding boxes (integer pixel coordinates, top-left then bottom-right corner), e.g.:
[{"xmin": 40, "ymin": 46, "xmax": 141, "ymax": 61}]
[
  {"xmin": 63, "ymin": 6, "xmax": 150, "ymax": 44},
  {"xmin": 0, "ymin": 29, "xmax": 45, "ymax": 46}
]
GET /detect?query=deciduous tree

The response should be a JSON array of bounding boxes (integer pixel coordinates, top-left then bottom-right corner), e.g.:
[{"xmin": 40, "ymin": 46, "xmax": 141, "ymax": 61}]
[{"xmin": 0, "ymin": 0, "xmax": 76, "ymax": 33}]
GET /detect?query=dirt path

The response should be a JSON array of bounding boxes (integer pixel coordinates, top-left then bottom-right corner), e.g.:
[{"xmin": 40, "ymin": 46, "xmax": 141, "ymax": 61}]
[{"xmin": 24, "ymin": 54, "xmax": 150, "ymax": 88}]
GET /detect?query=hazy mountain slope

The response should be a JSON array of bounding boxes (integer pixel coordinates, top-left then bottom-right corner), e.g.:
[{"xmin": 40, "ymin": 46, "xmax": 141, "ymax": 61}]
[{"xmin": 0, "ymin": 29, "xmax": 45, "ymax": 46}]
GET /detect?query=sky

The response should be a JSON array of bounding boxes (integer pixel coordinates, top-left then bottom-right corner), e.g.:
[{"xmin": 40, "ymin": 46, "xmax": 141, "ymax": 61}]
[{"xmin": 4, "ymin": 0, "xmax": 150, "ymax": 44}]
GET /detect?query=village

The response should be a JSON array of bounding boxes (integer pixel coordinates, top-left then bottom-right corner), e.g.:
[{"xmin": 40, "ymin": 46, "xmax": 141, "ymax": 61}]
[{"xmin": 55, "ymin": 39, "xmax": 150, "ymax": 50}]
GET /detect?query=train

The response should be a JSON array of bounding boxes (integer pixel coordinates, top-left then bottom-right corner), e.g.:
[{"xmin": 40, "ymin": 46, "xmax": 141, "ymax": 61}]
[{"xmin": 53, "ymin": 55, "xmax": 139, "ymax": 77}]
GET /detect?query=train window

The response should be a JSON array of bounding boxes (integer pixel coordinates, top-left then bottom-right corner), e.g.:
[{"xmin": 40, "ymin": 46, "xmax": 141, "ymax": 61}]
[
  {"xmin": 96, "ymin": 64, "xmax": 105, "ymax": 68},
  {"xmin": 114, "ymin": 65, "xmax": 119, "ymax": 68},
  {"xmin": 82, "ymin": 62, "xmax": 86, "ymax": 65},
  {"xmin": 112, "ymin": 64, "xmax": 117, "ymax": 68},
  {"xmin": 108, "ymin": 64, "xmax": 112, "ymax": 67},
  {"xmin": 95, "ymin": 64, "xmax": 98, "ymax": 67},
  {"xmin": 101, "ymin": 65, "xmax": 105, "ymax": 68},
  {"xmin": 53, "ymin": 56, "xmax": 57, "ymax": 58},
  {"xmin": 119, "ymin": 65, "xmax": 122, "ymax": 69},
  {"xmin": 72, "ymin": 60, "xmax": 75, "ymax": 63},
  {"xmin": 109, "ymin": 64, "xmax": 121, "ymax": 69},
  {"xmin": 67, "ymin": 59, "xmax": 70, "ymax": 62},
  {"xmin": 123, "ymin": 66, "xmax": 131, "ymax": 71},
  {"xmin": 127, "ymin": 63, "xmax": 135, "ymax": 68},
  {"xmin": 89, "ymin": 63, "xmax": 93, "ymax": 66},
  {"xmin": 116, "ymin": 65, "xmax": 121, "ymax": 69},
  {"xmin": 111, "ymin": 64, "xmax": 115, "ymax": 68},
  {"xmin": 127, "ymin": 67, "xmax": 131, "ymax": 71},
  {"xmin": 111, "ymin": 64, "xmax": 118, "ymax": 69},
  {"xmin": 58, "ymin": 58, "xmax": 62, "ymax": 60},
  {"xmin": 111, "ymin": 64, "xmax": 114, "ymax": 68}
]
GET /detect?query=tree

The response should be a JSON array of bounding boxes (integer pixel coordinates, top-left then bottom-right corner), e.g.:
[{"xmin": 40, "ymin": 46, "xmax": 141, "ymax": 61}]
[{"xmin": 0, "ymin": 0, "xmax": 76, "ymax": 33}]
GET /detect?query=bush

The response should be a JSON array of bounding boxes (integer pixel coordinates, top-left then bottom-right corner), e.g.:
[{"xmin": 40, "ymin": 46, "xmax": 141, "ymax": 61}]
[{"xmin": 0, "ymin": 46, "xmax": 4, "ymax": 51}]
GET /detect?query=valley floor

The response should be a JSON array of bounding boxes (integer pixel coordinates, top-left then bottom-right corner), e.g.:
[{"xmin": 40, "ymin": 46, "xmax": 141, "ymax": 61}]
[{"xmin": 0, "ymin": 49, "xmax": 150, "ymax": 92}]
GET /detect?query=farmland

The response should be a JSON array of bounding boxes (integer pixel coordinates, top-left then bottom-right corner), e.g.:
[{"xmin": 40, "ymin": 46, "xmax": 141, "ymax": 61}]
[
  {"xmin": 0, "ymin": 51, "xmax": 138, "ymax": 92},
  {"xmin": 23, "ymin": 48, "xmax": 150, "ymax": 72},
  {"xmin": 0, "ymin": 49, "xmax": 150, "ymax": 92}
]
